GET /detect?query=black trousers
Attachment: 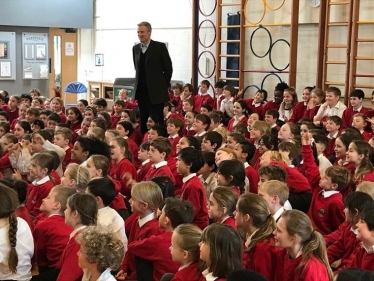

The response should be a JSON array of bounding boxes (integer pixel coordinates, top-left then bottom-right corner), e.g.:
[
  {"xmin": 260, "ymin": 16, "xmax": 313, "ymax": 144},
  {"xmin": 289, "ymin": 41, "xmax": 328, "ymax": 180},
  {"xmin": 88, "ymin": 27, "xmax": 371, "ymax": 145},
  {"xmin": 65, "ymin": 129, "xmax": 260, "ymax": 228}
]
[{"xmin": 136, "ymin": 89, "xmax": 164, "ymax": 134}]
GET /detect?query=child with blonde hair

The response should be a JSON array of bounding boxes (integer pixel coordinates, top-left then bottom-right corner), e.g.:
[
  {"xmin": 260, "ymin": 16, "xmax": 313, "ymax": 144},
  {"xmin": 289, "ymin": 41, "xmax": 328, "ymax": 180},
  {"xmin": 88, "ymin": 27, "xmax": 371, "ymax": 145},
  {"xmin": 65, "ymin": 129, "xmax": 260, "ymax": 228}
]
[
  {"xmin": 357, "ymin": 181, "xmax": 374, "ymax": 199},
  {"xmin": 169, "ymin": 224, "xmax": 203, "ymax": 281},
  {"xmin": 116, "ymin": 181, "xmax": 163, "ymax": 281},
  {"xmin": 60, "ymin": 163, "xmax": 90, "ymax": 192}
]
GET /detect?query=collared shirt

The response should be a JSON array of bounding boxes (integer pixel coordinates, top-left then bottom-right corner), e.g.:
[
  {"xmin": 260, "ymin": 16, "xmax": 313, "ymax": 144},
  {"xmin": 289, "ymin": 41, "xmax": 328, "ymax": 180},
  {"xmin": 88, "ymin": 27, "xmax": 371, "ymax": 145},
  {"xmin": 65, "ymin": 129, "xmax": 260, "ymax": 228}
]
[
  {"xmin": 327, "ymin": 131, "xmax": 339, "ymax": 139},
  {"xmin": 32, "ymin": 175, "xmax": 50, "ymax": 186},
  {"xmin": 220, "ymin": 216, "xmax": 231, "ymax": 224},
  {"xmin": 244, "ymin": 162, "xmax": 249, "ymax": 169},
  {"xmin": 273, "ymin": 207, "xmax": 285, "ymax": 222},
  {"xmin": 252, "ymin": 101, "xmax": 261, "ymax": 107},
  {"xmin": 361, "ymin": 242, "xmax": 374, "ymax": 254},
  {"xmin": 138, "ymin": 212, "xmax": 156, "ymax": 227},
  {"xmin": 315, "ymin": 101, "xmax": 347, "ymax": 119},
  {"xmin": 195, "ymin": 131, "xmax": 206, "ymax": 137},
  {"xmin": 321, "ymin": 190, "xmax": 340, "ymax": 198},
  {"xmin": 220, "ymin": 97, "xmax": 234, "ymax": 117},
  {"xmin": 70, "ymin": 225, "xmax": 87, "ymax": 240},
  {"xmin": 350, "ymin": 227, "xmax": 358, "ymax": 235},
  {"xmin": 154, "ymin": 161, "xmax": 168, "ymax": 169},
  {"xmin": 169, "ymin": 134, "xmax": 179, "ymax": 139},
  {"xmin": 165, "ymin": 112, "xmax": 171, "ymax": 119},
  {"xmin": 233, "ymin": 114, "xmax": 245, "ymax": 127},
  {"xmin": 183, "ymin": 173, "xmax": 196, "ymax": 183},
  {"xmin": 354, "ymin": 105, "xmax": 363, "ymax": 113},
  {"xmin": 142, "ymin": 159, "xmax": 150, "ymax": 166},
  {"xmin": 141, "ymin": 41, "xmax": 150, "ymax": 54},
  {"xmin": 98, "ymin": 206, "xmax": 127, "ymax": 250},
  {"xmin": 318, "ymin": 154, "xmax": 332, "ymax": 176},
  {"xmin": 199, "ymin": 173, "xmax": 217, "ymax": 199},
  {"xmin": 202, "ymin": 269, "xmax": 218, "ymax": 281},
  {"xmin": 178, "ymin": 261, "xmax": 192, "ymax": 271}
]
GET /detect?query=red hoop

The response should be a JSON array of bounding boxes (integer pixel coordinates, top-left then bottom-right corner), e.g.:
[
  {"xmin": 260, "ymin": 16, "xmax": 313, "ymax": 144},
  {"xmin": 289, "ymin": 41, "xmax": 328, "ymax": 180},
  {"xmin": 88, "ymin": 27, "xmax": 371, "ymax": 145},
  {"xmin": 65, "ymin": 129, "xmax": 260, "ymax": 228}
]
[
  {"xmin": 198, "ymin": 0, "xmax": 217, "ymax": 17},
  {"xmin": 198, "ymin": 19, "xmax": 217, "ymax": 48},
  {"xmin": 197, "ymin": 51, "xmax": 216, "ymax": 79}
]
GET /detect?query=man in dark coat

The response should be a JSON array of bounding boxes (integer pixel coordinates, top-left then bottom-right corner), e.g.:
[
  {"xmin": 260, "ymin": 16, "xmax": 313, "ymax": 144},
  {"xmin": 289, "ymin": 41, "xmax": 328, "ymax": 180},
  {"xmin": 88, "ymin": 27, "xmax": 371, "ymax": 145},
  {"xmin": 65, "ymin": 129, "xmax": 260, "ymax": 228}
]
[{"xmin": 133, "ymin": 21, "xmax": 173, "ymax": 134}]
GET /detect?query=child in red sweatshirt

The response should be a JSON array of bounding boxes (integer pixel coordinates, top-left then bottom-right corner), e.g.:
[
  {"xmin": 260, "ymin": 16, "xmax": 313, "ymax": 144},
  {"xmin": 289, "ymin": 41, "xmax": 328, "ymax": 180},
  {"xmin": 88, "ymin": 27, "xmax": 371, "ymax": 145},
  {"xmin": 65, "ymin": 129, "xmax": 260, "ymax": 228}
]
[
  {"xmin": 346, "ymin": 203, "xmax": 374, "ymax": 271},
  {"xmin": 116, "ymin": 181, "xmax": 163, "ymax": 280},
  {"xmin": 127, "ymin": 198, "xmax": 194, "ymax": 281},
  {"xmin": 327, "ymin": 191, "xmax": 373, "ymax": 271},
  {"xmin": 302, "ymin": 133, "xmax": 349, "ymax": 235},
  {"xmin": 32, "ymin": 186, "xmax": 76, "ymax": 272},
  {"xmin": 170, "ymin": 224, "xmax": 203, "ymax": 281},
  {"xmin": 178, "ymin": 147, "xmax": 209, "ymax": 229}
]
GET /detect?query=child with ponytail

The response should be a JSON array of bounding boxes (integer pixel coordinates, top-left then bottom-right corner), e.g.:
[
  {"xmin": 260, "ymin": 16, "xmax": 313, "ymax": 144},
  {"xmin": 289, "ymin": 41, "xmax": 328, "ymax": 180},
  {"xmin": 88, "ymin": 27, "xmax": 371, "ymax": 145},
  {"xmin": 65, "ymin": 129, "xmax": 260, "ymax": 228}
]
[
  {"xmin": 169, "ymin": 224, "xmax": 203, "ymax": 281},
  {"xmin": 208, "ymin": 186, "xmax": 238, "ymax": 228},
  {"xmin": 108, "ymin": 137, "xmax": 137, "ymax": 198},
  {"xmin": 61, "ymin": 163, "xmax": 91, "ymax": 192},
  {"xmin": 216, "ymin": 159, "xmax": 246, "ymax": 196},
  {"xmin": 273, "ymin": 210, "xmax": 333, "ymax": 281},
  {"xmin": 235, "ymin": 193, "xmax": 279, "ymax": 281},
  {"xmin": 0, "ymin": 184, "xmax": 34, "ymax": 280}
]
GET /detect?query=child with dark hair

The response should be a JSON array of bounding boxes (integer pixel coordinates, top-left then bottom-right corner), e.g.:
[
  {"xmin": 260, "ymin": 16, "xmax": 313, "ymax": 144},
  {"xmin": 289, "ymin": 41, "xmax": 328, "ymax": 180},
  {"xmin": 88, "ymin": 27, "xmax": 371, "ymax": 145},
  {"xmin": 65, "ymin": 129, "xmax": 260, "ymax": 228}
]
[
  {"xmin": 148, "ymin": 124, "xmax": 168, "ymax": 141},
  {"xmin": 47, "ymin": 112, "xmax": 61, "ymax": 129},
  {"xmin": 234, "ymin": 140, "xmax": 259, "ymax": 193},
  {"xmin": 193, "ymin": 113, "xmax": 211, "ymax": 138},
  {"xmin": 213, "ymin": 80, "xmax": 227, "ymax": 111},
  {"xmin": 346, "ymin": 203, "xmax": 374, "ymax": 271},
  {"xmin": 198, "ymin": 151, "xmax": 218, "ymax": 200},
  {"xmin": 86, "ymin": 178, "xmax": 127, "ymax": 248},
  {"xmin": 200, "ymin": 224, "xmax": 242, "ymax": 280},
  {"xmin": 201, "ymin": 131, "xmax": 223, "ymax": 152},
  {"xmin": 127, "ymin": 198, "xmax": 194, "ymax": 281},
  {"xmin": 0, "ymin": 178, "xmax": 33, "ymax": 231},
  {"xmin": 341, "ymin": 89, "xmax": 368, "ymax": 129},
  {"xmin": 200, "ymin": 103, "xmax": 212, "ymax": 115},
  {"xmin": 151, "ymin": 176, "xmax": 175, "ymax": 199},
  {"xmin": 177, "ymin": 147, "xmax": 208, "ymax": 229},
  {"xmin": 325, "ymin": 115, "xmax": 342, "ymax": 158},
  {"xmin": 216, "ymin": 159, "xmax": 246, "ymax": 196},
  {"xmin": 194, "ymin": 80, "xmax": 214, "ymax": 112},
  {"xmin": 227, "ymin": 100, "xmax": 249, "ymax": 132},
  {"xmin": 94, "ymin": 98, "xmax": 108, "ymax": 112},
  {"xmin": 327, "ymin": 191, "xmax": 373, "ymax": 270},
  {"xmin": 263, "ymin": 82, "xmax": 289, "ymax": 113},
  {"xmin": 288, "ymin": 86, "xmax": 313, "ymax": 124},
  {"xmin": 0, "ymin": 185, "xmax": 33, "ymax": 280},
  {"xmin": 116, "ymin": 120, "xmax": 141, "ymax": 168},
  {"xmin": 264, "ymin": 109, "xmax": 280, "ymax": 131},
  {"xmin": 66, "ymin": 106, "xmax": 83, "ymax": 132},
  {"xmin": 182, "ymin": 110, "xmax": 197, "ymax": 136},
  {"xmin": 227, "ymin": 270, "xmax": 267, "ymax": 281},
  {"xmin": 167, "ymin": 118, "xmax": 183, "ymax": 158},
  {"xmin": 137, "ymin": 141, "xmax": 152, "ymax": 182},
  {"xmin": 72, "ymin": 135, "xmax": 110, "ymax": 165}
]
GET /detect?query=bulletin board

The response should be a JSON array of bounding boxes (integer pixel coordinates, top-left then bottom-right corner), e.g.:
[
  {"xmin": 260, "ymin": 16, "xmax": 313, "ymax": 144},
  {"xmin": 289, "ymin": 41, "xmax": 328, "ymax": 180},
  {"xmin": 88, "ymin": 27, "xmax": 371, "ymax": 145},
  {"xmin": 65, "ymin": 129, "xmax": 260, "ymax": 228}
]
[
  {"xmin": 22, "ymin": 32, "xmax": 49, "ymax": 79},
  {"xmin": 0, "ymin": 31, "xmax": 16, "ymax": 80}
]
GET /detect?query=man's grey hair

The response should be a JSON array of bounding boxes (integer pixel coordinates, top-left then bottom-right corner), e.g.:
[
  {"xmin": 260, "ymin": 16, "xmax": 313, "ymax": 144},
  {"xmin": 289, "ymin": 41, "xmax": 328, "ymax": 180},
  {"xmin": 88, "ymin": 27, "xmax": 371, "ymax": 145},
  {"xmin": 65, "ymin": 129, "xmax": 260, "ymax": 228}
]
[{"xmin": 138, "ymin": 21, "xmax": 152, "ymax": 32}]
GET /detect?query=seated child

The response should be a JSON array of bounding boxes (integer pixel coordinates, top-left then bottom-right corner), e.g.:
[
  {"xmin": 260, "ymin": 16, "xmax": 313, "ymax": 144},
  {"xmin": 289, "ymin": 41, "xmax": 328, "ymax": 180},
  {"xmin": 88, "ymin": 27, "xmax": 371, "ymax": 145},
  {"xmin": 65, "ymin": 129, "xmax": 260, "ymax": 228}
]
[
  {"xmin": 137, "ymin": 141, "xmax": 152, "ymax": 182},
  {"xmin": 258, "ymin": 180, "xmax": 289, "ymax": 222},
  {"xmin": 86, "ymin": 178, "xmax": 127, "ymax": 249},
  {"xmin": 208, "ymin": 186, "xmax": 238, "ymax": 228},
  {"xmin": 201, "ymin": 131, "xmax": 223, "ymax": 152},
  {"xmin": 33, "ymin": 186, "xmax": 76, "ymax": 272},
  {"xmin": 116, "ymin": 181, "xmax": 163, "ymax": 280},
  {"xmin": 198, "ymin": 151, "xmax": 218, "ymax": 200},
  {"xmin": 167, "ymin": 118, "xmax": 183, "ymax": 158},
  {"xmin": 127, "ymin": 198, "xmax": 194, "ymax": 281}
]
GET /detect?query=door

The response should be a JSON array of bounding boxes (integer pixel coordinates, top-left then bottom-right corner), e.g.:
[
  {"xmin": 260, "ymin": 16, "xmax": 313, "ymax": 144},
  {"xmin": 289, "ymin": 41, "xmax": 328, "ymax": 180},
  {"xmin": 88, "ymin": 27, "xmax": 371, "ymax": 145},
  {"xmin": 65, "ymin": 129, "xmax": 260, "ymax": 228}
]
[{"xmin": 48, "ymin": 28, "xmax": 78, "ymax": 104}]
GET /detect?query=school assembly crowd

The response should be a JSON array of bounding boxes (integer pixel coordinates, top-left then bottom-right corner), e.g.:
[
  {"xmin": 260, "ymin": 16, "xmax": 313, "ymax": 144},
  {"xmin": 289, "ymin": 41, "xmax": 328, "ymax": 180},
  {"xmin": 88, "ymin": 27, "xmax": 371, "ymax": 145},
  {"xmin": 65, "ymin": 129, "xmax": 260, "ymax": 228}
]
[{"xmin": 0, "ymin": 81, "xmax": 374, "ymax": 281}]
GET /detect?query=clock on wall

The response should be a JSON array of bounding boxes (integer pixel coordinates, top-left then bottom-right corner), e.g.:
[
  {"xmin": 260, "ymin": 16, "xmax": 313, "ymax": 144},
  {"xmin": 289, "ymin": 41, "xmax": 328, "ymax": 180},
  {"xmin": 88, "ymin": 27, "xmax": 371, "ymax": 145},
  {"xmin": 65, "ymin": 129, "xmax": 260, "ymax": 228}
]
[{"xmin": 309, "ymin": 0, "xmax": 321, "ymax": 7}]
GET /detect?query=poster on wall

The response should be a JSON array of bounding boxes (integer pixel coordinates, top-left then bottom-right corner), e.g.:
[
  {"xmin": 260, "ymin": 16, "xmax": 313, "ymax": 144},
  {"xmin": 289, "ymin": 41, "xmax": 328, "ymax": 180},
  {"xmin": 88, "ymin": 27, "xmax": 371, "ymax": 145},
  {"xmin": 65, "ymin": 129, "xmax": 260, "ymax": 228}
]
[
  {"xmin": 22, "ymin": 33, "xmax": 49, "ymax": 79},
  {"xmin": 0, "ymin": 32, "xmax": 16, "ymax": 80},
  {"xmin": 65, "ymin": 42, "xmax": 74, "ymax": 56}
]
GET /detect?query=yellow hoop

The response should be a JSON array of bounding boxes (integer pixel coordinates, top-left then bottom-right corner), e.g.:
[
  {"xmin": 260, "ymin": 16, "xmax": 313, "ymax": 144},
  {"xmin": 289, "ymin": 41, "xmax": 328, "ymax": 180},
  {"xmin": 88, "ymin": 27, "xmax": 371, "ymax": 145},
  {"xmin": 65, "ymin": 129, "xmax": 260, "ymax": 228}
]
[
  {"xmin": 264, "ymin": 0, "xmax": 286, "ymax": 11},
  {"xmin": 243, "ymin": 0, "xmax": 266, "ymax": 26}
]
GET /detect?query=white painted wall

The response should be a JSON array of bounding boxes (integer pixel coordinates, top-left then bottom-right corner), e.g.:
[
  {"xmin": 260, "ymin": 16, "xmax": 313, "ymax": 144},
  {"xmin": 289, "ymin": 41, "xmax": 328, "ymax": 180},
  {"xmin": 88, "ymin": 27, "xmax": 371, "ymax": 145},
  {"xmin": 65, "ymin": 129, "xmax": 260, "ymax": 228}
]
[{"xmin": 78, "ymin": 0, "xmax": 374, "ymax": 101}]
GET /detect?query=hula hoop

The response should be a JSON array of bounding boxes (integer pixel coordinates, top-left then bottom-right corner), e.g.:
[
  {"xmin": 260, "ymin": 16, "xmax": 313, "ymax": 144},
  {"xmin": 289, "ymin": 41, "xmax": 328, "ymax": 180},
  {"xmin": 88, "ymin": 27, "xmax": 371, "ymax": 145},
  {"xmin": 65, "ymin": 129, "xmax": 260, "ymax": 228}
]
[
  {"xmin": 264, "ymin": 0, "xmax": 286, "ymax": 11},
  {"xmin": 198, "ymin": 19, "xmax": 217, "ymax": 48},
  {"xmin": 242, "ymin": 84, "xmax": 261, "ymax": 99},
  {"xmin": 243, "ymin": 0, "xmax": 266, "ymax": 26},
  {"xmin": 249, "ymin": 25, "xmax": 272, "ymax": 58},
  {"xmin": 197, "ymin": 51, "xmax": 216, "ymax": 79},
  {"xmin": 269, "ymin": 39, "xmax": 290, "ymax": 71},
  {"xmin": 198, "ymin": 0, "xmax": 217, "ymax": 17},
  {"xmin": 261, "ymin": 73, "xmax": 283, "ymax": 90}
]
